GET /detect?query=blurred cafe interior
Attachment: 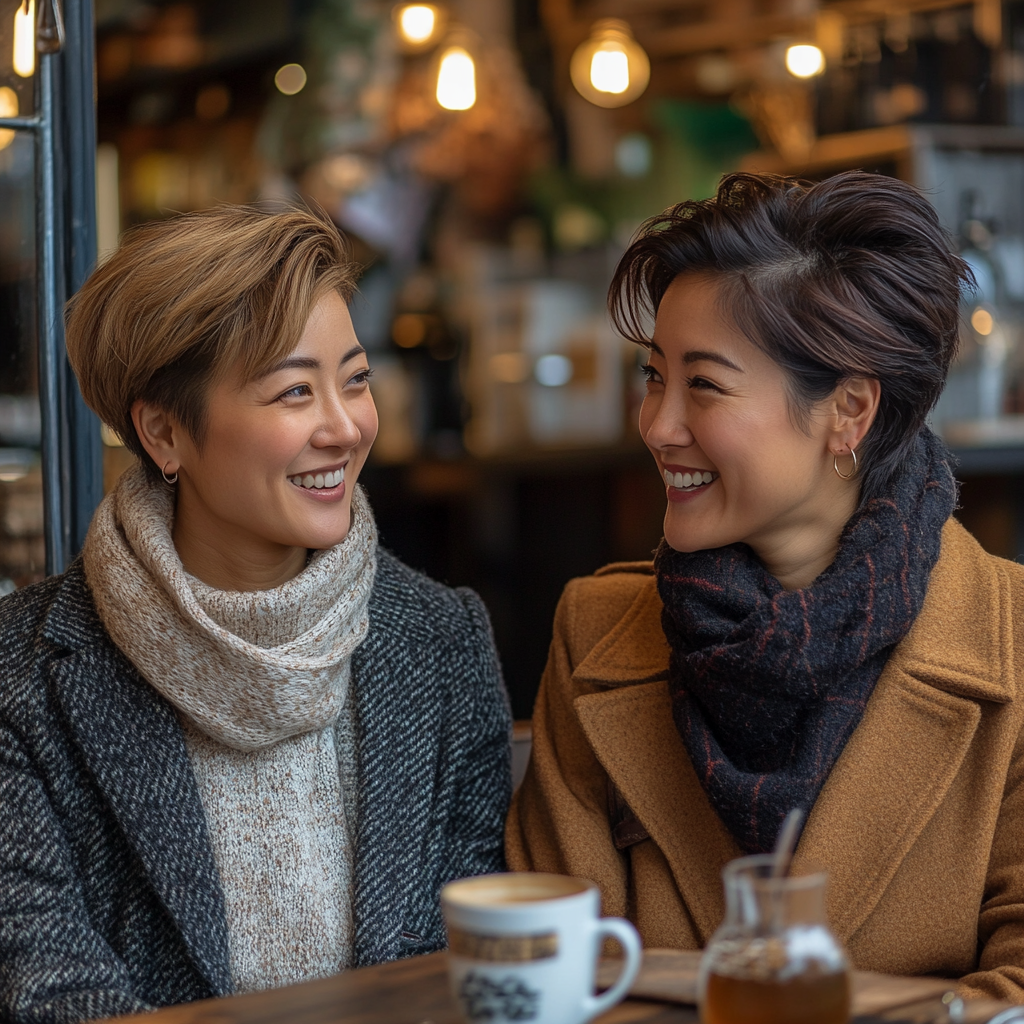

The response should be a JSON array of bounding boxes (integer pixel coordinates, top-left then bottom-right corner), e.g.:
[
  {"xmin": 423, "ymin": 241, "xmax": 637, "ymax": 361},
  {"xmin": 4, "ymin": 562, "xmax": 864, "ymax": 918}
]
[{"xmin": 4, "ymin": 0, "xmax": 1024, "ymax": 718}]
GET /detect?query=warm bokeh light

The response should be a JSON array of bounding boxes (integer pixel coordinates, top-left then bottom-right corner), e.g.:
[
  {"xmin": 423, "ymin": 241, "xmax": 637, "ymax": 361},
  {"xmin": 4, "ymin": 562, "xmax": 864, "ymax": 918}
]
[
  {"xmin": 972, "ymin": 307, "xmax": 995, "ymax": 336},
  {"xmin": 13, "ymin": 0, "xmax": 35, "ymax": 78},
  {"xmin": 398, "ymin": 5, "xmax": 436, "ymax": 45},
  {"xmin": 590, "ymin": 48, "xmax": 629, "ymax": 94},
  {"xmin": 570, "ymin": 20, "xmax": 649, "ymax": 108},
  {"xmin": 0, "ymin": 87, "xmax": 18, "ymax": 151},
  {"xmin": 489, "ymin": 353, "xmax": 529, "ymax": 384},
  {"xmin": 195, "ymin": 84, "xmax": 230, "ymax": 120},
  {"xmin": 274, "ymin": 63, "xmax": 307, "ymax": 96},
  {"xmin": 392, "ymin": 314, "xmax": 428, "ymax": 349},
  {"xmin": 785, "ymin": 44, "xmax": 825, "ymax": 79},
  {"xmin": 436, "ymin": 46, "xmax": 476, "ymax": 111}
]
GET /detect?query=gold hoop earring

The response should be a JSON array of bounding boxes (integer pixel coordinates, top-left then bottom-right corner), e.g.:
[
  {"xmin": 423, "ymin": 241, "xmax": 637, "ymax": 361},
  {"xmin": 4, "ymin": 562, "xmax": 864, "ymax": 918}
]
[
  {"xmin": 161, "ymin": 463, "xmax": 179, "ymax": 485},
  {"xmin": 833, "ymin": 448, "xmax": 858, "ymax": 481}
]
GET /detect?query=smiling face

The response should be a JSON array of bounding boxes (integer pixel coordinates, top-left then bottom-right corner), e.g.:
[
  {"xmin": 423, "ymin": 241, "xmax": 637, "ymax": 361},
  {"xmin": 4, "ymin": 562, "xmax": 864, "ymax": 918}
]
[
  {"xmin": 641, "ymin": 273, "xmax": 872, "ymax": 589},
  {"xmin": 134, "ymin": 289, "xmax": 378, "ymax": 590}
]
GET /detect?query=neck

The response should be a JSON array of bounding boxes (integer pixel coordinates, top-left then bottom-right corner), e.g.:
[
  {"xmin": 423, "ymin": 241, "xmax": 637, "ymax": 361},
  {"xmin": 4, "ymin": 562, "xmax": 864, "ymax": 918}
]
[
  {"xmin": 172, "ymin": 488, "xmax": 308, "ymax": 592},
  {"xmin": 752, "ymin": 483, "xmax": 861, "ymax": 591}
]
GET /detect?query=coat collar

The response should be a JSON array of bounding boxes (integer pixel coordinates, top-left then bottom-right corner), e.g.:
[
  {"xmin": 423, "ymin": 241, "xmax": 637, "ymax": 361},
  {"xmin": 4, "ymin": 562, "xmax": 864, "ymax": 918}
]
[
  {"xmin": 572, "ymin": 519, "xmax": 1009, "ymax": 944},
  {"xmin": 574, "ymin": 520, "xmax": 1013, "ymax": 704},
  {"xmin": 41, "ymin": 561, "xmax": 232, "ymax": 996}
]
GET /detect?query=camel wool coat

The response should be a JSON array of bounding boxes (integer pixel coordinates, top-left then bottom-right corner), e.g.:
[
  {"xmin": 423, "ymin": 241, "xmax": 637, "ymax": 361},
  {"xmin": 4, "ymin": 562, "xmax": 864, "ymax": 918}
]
[{"xmin": 507, "ymin": 519, "xmax": 1024, "ymax": 1002}]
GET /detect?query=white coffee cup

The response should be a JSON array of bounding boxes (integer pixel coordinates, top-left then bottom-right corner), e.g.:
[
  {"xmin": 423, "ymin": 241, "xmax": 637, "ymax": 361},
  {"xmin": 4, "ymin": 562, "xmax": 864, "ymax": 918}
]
[{"xmin": 441, "ymin": 872, "xmax": 642, "ymax": 1024}]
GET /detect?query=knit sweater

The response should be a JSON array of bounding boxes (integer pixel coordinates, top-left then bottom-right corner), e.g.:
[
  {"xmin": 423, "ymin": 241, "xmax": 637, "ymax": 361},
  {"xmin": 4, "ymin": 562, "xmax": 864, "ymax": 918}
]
[{"xmin": 82, "ymin": 466, "xmax": 380, "ymax": 992}]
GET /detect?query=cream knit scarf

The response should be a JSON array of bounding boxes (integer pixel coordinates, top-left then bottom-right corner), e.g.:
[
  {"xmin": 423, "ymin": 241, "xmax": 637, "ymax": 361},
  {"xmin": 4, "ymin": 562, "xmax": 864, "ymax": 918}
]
[{"xmin": 83, "ymin": 462, "xmax": 377, "ymax": 992}]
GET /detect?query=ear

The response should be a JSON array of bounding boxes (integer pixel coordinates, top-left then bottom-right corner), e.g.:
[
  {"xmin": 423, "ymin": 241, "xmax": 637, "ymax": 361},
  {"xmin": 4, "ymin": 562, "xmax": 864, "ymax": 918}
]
[
  {"xmin": 827, "ymin": 377, "xmax": 880, "ymax": 456},
  {"xmin": 131, "ymin": 399, "xmax": 185, "ymax": 477}
]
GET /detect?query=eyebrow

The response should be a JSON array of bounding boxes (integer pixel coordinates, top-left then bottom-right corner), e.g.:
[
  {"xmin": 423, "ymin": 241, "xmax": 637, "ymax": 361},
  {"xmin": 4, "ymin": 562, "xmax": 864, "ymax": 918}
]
[
  {"xmin": 259, "ymin": 344, "xmax": 366, "ymax": 378},
  {"xmin": 683, "ymin": 349, "xmax": 743, "ymax": 373}
]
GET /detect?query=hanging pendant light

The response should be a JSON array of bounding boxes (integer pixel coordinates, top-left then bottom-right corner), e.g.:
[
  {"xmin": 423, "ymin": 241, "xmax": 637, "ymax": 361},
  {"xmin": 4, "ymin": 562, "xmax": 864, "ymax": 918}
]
[
  {"xmin": 436, "ymin": 45, "xmax": 476, "ymax": 110},
  {"xmin": 394, "ymin": 4, "xmax": 445, "ymax": 52},
  {"xmin": 570, "ymin": 19, "xmax": 650, "ymax": 108},
  {"xmin": 13, "ymin": 0, "xmax": 35, "ymax": 78},
  {"xmin": 785, "ymin": 43, "xmax": 826, "ymax": 78}
]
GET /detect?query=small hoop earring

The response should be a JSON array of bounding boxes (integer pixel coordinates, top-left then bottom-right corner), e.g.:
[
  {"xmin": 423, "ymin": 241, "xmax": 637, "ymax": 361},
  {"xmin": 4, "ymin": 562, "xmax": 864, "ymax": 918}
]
[
  {"xmin": 833, "ymin": 448, "xmax": 858, "ymax": 480},
  {"xmin": 161, "ymin": 463, "xmax": 179, "ymax": 485}
]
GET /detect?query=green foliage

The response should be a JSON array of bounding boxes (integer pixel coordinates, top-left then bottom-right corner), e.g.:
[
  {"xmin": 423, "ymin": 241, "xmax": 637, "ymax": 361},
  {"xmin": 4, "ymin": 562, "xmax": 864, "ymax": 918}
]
[{"xmin": 527, "ymin": 100, "xmax": 758, "ymax": 250}]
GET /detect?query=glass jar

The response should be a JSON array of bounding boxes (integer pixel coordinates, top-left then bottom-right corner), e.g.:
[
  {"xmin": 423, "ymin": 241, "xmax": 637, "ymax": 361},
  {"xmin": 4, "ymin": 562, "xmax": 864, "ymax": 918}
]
[{"xmin": 699, "ymin": 854, "xmax": 850, "ymax": 1024}]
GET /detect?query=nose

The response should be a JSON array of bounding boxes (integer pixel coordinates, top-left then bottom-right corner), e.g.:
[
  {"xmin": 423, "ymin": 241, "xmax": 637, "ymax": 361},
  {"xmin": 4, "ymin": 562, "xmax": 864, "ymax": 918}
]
[
  {"xmin": 642, "ymin": 384, "xmax": 695, "ymax": 453},
  {"xmin": 312, "ymin": 390, "xmax": 361, "ymax": 451}
]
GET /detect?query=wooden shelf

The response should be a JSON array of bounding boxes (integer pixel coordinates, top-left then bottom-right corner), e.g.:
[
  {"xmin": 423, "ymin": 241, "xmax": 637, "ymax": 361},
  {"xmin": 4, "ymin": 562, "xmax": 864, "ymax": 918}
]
[{"xmin": 740, "ymin": 124, "xmax": 1024, "ymax": 179}]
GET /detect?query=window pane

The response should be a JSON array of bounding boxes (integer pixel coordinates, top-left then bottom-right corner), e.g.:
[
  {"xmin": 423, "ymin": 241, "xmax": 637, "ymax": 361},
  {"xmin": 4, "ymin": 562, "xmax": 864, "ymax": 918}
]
[{"xmin": 0, "ymin": 129, "xmax": 41, "ymax": 591}]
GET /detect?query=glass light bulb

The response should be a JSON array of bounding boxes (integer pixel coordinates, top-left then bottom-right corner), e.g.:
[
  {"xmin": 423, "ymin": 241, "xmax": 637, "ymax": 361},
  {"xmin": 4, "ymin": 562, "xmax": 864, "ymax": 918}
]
[
  {"xmin": 0, "ymin": 86, "xmax": 17, "ymax": 151},
  {"xmin": 785, "ymin": 44, "xmax": 825, "ymax": 78},
  {"xmin": 13, "ymin": 0, "xmax": 35, "ymax": 79},
  {"xmin": 570, "ymin": 20, "xmax": 649, "ymax": 108},
  {"xmin": 436, "ymin": 47, "xmax": 475, "ymax": 111},
  {"xmin": 590, "ymin": 48, "xmax": 629, "ymax": 94},
  {"xmin": 398, "ymin": 5, "xmax": 436, "ymax": 45}
]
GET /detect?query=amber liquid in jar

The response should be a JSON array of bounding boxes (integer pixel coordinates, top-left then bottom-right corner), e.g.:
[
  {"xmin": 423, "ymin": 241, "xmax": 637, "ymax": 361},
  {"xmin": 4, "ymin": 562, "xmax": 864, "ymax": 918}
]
[{"xmin": 703, "ymin": 969, "xmax": 850, "ymax": 1024}]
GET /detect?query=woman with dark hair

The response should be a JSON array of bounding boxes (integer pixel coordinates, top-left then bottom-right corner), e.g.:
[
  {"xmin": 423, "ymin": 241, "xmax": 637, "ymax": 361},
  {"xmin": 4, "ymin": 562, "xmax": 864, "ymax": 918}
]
[
  {"xmin": 508, "ymin": 171, "xmax": 1024, "ymax": 1000},
  {"xmin": 0, "ymin": 204, "xmax": 511, "ymax": 1023}
]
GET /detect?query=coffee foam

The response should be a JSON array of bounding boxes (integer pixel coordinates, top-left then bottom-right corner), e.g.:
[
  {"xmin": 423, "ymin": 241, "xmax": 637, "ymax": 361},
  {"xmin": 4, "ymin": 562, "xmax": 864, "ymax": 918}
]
[{"xmin": 444, "ymin": 872, "xmax": 591, "ymax": 907}]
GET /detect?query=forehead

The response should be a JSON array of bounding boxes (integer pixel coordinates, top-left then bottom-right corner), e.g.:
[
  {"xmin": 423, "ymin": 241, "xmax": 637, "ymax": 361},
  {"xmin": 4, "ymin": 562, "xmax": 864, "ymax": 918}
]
[
  {"xmin": 219, "ymin": 291, "xmax": 360, "ymax": 393},
  {"xmin": 653, "ymin": 274, "xmax": 745, "ymax": 349}
]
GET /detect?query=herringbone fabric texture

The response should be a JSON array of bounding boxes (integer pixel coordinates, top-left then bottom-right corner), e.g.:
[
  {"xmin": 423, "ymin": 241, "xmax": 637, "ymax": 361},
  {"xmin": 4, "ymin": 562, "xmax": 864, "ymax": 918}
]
[
  {"xmin": 655, "ymin": 428, "xmax": 956, "ymax": 854},
  {"xmin": 0, "ymin": 549, "xmax": 511, "ymax": 1023}
]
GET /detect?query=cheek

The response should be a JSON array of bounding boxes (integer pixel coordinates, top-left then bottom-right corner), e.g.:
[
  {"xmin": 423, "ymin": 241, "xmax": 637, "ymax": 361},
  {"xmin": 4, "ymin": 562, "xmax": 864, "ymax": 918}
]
[{"xmin": 205, "ymin": 413, "xmax": 303, "ymax": 480}]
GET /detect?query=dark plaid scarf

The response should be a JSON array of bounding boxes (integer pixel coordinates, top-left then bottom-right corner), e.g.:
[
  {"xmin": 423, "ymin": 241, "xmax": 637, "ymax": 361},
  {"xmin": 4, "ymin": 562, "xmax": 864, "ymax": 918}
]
[{"xmin": 654, "ymin": 428, "xmax": 956, "ymax": 854}]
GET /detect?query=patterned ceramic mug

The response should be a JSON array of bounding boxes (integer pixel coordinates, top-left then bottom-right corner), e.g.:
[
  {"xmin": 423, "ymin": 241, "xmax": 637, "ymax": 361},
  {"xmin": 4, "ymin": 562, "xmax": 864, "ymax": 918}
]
[{"xmin": 441, "ymin": 872, "xmax": 642, "ymax": 1024}]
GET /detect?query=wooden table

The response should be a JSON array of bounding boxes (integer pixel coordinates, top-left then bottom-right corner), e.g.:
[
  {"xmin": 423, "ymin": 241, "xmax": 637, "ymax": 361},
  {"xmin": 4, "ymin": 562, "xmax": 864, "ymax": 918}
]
[{"xmin": 113, "ymin": 950, "xmax": 1018, "ymax": 1024}]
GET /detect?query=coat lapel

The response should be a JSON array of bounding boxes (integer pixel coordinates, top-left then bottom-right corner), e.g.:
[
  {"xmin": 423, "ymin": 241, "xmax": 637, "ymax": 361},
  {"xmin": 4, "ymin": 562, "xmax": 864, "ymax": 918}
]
[
  {"xmin": 572, "ymin": 576, "xmax": 735, "ymax": 942},
  {"xmin": 571, "ymin": 521, "xmax": 1014, "ymax": 945},
  {"xmin": 43, "ymin": 566, "xmax": 232, "ymax": 996},
  {"xmin": 574, "ymin": 680, "xmax": 738, "ymax": 942},
  {"xmin": 350, "ymin": 554, "xmax": 441, "ymax": 965},
  {"xmin": 791, "ymin": 664, "xmax": 981, "ymax": 941},
  {"xmin": 792, "ymin": 521, "xmax": 1013, "ymax": 941}
]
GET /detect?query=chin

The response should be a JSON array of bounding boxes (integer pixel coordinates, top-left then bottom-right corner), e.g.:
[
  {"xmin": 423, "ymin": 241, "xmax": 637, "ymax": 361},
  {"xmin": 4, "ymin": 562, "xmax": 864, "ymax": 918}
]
[
  {"xmin": 663, "ymin": 514, "xmax": 726, "ymax": 554},
  {"xmin": 302, "ymin": 511, "xmax": 354, "ymax": 551}
]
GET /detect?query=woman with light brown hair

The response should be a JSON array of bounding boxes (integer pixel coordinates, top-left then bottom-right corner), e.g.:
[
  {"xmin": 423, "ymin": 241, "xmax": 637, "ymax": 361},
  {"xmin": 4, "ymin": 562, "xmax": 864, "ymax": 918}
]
[
  {"xmin": 508, "ymin": 171, "xmax": 1024, "ymax": 1001},
  {"xmin": 0, "ymin": 204, "xmax": 511, "ymax": 1023}
]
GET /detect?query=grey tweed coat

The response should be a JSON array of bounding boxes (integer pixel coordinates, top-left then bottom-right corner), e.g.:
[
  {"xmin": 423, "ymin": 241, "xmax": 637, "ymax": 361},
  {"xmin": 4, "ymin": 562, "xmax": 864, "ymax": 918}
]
[{"xmin": 0, "ymin": 548, "xmax": 512, "ymax": 1023}]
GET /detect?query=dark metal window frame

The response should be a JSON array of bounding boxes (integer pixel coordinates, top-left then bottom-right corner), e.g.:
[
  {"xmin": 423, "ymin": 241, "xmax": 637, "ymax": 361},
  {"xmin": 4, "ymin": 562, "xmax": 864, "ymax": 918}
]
[{"xmin": 0, "ymin": 0, "xmax": 102, "ymax": 574}]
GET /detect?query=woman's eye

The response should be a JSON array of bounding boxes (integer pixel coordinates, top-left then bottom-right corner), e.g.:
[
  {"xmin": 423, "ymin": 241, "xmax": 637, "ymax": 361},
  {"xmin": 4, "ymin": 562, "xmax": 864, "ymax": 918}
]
[
  {"xmin": 686, "ymin": 376, "xmax": 719, "ymax": 392},
  {"xmin": 348, "ymin": 368, "xmax": 374, "ymax": 387},
  {"xmin": 641, "ymin": 363, "xmax": 662, "ymax": 384},
  {"xmin": 279, "ymin": 384, "xmax": 312, "ymax": 400}
]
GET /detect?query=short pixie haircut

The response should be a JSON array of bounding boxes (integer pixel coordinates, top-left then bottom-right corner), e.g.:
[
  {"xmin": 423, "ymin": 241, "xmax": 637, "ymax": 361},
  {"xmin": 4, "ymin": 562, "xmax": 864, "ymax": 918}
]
[
  {"xmin": 610, "ymin": 171, "xmax": 973, "ymax": 504},
  {"xmin": 66, "ymin": 203, "xmax": 358, "ymax": 482}
]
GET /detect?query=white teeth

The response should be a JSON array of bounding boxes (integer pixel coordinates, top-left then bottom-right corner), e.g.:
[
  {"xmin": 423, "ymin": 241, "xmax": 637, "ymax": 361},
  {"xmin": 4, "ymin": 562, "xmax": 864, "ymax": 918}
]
[
  {"xmin": 290, "ymin": 467, "xmax": 346, "ymax": 490},
  {"xmin": 662, "ymin": 468, "xmax": 717, "ymax": 490}
]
